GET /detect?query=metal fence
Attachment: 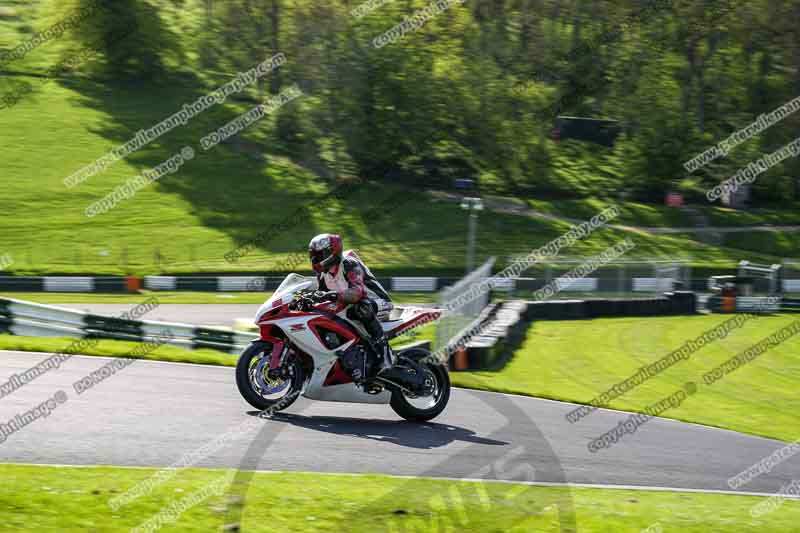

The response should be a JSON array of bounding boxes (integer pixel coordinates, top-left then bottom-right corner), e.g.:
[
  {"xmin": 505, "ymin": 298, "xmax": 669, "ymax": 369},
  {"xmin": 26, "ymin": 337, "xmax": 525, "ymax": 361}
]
[
  {"xmin": 782, "ymin": 260, "xmax": 800, "ymax": 294},
  {"xmin": 503, "ymin": 258, "xmax": 693, "ymax": 300},
  {"xmin": 0, "ymin": 298, "xmax": 254, "ymax": 354},
  {"xmin": 434, "ymin": 257, "xmax": 496, "ymax": 351}
]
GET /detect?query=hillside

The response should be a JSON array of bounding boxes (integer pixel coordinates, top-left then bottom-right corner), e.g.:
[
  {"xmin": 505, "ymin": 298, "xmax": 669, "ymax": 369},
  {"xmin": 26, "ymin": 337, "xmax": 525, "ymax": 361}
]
[{"xmin": 0, "ymin": 0, "xmax": 797, "ymax": 276}]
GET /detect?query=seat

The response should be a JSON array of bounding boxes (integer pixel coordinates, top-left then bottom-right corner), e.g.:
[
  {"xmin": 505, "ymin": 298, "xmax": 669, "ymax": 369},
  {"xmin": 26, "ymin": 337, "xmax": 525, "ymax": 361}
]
[{"xmin": 380, "ymin": 306, "xmax": 442, "ymax": 336}]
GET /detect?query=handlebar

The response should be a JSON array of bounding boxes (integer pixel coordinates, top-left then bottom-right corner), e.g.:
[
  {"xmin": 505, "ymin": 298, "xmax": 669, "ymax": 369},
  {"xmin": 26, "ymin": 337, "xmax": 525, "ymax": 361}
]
[{"xmin": 291, "ymin": 290, "xmax": 332, "ymax": 312}]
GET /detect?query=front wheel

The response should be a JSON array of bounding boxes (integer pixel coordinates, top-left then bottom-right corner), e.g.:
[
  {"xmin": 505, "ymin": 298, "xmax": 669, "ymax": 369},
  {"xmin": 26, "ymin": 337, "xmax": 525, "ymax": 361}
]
[
  {"xmin": 236, "ymin": 342, "xmax": 303, "ymax": 412},
  {"xmin": 390, "ymin": 353, "xmax": 450, "ymax": 422}
]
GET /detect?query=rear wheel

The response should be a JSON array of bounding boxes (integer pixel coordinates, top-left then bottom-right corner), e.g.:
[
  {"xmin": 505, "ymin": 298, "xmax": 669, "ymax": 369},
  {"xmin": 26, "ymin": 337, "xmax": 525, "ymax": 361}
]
[
  {"xmin": 390, "ymin": 352, "xmax": 450, "ymax": 422},
  {"xmin": 236, "ymin": 342, "xmax": 303, "ymax": 412}
]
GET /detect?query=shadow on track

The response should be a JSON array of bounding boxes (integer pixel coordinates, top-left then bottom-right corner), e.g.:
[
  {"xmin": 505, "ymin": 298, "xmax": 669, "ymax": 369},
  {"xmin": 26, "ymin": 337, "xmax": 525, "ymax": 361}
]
[{"xmin": 245, "ymin": 411, "xmax": 508, "ymax": 449}]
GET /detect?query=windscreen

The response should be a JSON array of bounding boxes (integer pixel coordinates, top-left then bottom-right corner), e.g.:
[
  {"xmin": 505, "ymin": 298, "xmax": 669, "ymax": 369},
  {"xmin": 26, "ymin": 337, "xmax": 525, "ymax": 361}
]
[{"xmin": 273, "ymin": 274, "xmax": 314, "ymax": 299}]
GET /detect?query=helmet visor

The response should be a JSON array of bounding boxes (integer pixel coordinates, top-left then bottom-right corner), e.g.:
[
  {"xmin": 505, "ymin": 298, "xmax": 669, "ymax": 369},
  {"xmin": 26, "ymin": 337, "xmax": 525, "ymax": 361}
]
[{"xmin": 309, "ymin": 248, "xmax": 331, "ymax": 266}]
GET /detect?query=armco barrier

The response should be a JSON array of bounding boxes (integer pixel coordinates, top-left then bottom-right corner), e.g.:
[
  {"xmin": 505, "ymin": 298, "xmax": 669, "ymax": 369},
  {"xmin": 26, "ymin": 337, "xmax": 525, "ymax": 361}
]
[
  {"xmin": 4, "ymin": 275, "xmax": 791, "ymax": 294},
  {"xmin": 524, "ymin": 292, "xmax": 696, "ymax": 321},
  {"xmin": 0, "ymin": 298, "xmax": 441, "ymax": 356},
  {"xmin": 461, "ymin": 293, "xmax": 698, "ymax": 371},
  {"xmin": 706, "ymin": 295, "xmax": 792, "ymax": 313},
  {"xmin": 0, "ymin": 276, "xmax": 131, "ymax": 292},
  {"xmin": 0, "ymin": 297, "xmax": 254, "ymax": 354},
  {"xmin": 784, "ymin": 298, "xmax": 800, "ymax": 312},
  {"xmin": 460, "ymin": 301, "xmax": 529, "ymax": 371},
  {"xmin": 524, "ymin": 300, "xmax": 586, "ymax": 321},
  {"xmin": 0, "ymin": 276, "xmax": 459, "ymax": 293}
]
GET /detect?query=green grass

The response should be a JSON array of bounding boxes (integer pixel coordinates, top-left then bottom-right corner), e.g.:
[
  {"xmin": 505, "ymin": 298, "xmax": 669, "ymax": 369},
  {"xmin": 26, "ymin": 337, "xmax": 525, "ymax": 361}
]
[
  {"xmin": 0, "ymin": 291, "xmax": 439, "ymax": 305},
  {"xmin": 389, "ymin": 323, "xmax": 437, "ymax": 349},
  {"xmin": 452, "ymin": 314, "xmax": 800, "ymax": 442},
  {"xmin": 0, "ymin": 2, "xmax": 798, "ymax": 278},
  {"xmin": 528, "ymin": 198, "xmax": 800, "ymax": 228},
  {"xmin": 528, "ymin": 198, "xmax": 693, "ymax": 227},
  {"xmin": 720, "ymin": 231, "xmax": 800, "ymax": 259},
  {"xmin": 0, "ymin": 334, "xmax": 237, "ymax": 366},
  {"xmin": 705, "ymin": 204, "xmax": 800, "ymax": 227},
  {"xmin": 0, "ymin": 464, "xmax": 798, "ymax": 532},
  {"xmin": 0, "ymin": 54, "xmax": 791, "ymax": 275}
]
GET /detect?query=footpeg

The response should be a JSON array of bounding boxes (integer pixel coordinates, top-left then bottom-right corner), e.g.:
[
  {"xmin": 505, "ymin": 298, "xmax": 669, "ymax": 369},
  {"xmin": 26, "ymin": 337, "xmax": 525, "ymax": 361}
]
[{"xmin": 337, "ymin": 345, "xmax": 368, "ymax": 384}]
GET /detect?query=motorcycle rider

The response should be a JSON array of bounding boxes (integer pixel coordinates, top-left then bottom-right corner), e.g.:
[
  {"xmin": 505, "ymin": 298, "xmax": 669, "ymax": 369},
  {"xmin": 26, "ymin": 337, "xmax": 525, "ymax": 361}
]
[{"xmin": 308, "ymin": 233, "xmax": 395, "ymax": 382}]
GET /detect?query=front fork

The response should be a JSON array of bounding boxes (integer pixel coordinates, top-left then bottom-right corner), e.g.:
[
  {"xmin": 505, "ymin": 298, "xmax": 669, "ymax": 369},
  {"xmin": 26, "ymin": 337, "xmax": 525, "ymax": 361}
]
[{"xmin": 259, "ymin": 336, "xmax": 285, "ymax": 367}]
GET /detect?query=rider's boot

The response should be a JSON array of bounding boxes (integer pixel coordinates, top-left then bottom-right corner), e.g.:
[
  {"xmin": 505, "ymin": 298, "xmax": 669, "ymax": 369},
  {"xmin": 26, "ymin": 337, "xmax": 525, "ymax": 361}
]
[
  {"xmin": 373, "ymin": 336, "xmax": 393, "ymax": 375},
  {"xmin": 372, "ymin": 334, "xmax": 412, "ymax": 384},
  {"xmin": 360, "ymin": 311, "xmax": 395, "ymax": 379}
]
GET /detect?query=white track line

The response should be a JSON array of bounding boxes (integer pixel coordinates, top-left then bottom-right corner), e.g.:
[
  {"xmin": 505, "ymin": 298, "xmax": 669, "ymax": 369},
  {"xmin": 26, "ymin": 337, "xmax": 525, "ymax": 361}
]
[{"xmin": 6, "ymin": 463, "xmax": 800, "ymax": 500}]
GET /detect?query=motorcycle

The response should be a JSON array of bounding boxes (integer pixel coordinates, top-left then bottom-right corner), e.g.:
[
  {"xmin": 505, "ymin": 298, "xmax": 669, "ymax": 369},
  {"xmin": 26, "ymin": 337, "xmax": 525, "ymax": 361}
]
[{"xmin": 235, "ymin": 274, "xmax": 450, "ymax": 422}]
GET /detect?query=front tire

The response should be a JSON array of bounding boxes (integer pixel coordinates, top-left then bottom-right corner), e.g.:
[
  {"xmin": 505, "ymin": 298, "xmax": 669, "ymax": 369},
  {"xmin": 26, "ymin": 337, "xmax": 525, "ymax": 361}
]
[
  {"xmin": 390, "ymin": 353, "xmax": 450, "ymax": 422},
  {"xmin": 236, "ymin": 342, "xmax": 303, "ymax": 412}
]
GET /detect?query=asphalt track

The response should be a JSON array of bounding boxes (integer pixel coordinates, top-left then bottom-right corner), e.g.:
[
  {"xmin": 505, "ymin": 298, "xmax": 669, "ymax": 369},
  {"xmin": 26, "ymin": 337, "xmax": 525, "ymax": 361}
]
[{"xmin": 1, "ymin": 350, "xmax": 798, "ymax": 497}]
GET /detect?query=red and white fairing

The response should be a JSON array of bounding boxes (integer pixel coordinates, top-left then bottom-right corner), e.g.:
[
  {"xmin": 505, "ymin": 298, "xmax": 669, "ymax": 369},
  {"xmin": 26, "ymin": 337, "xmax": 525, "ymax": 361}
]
[{"xmin": 253, "ymin": 274, "xmax": 441, "ymax": 404}]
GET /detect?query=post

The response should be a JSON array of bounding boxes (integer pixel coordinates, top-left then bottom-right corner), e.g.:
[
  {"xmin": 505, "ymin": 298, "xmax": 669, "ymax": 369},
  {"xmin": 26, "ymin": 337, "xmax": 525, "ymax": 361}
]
[
  {"xmin": 467, "ymin": 210, "xmax": 477, "ymax": 274},
  {"xmin": 459, "ymin": 196, "xmax": 483, "ymax": 274}
]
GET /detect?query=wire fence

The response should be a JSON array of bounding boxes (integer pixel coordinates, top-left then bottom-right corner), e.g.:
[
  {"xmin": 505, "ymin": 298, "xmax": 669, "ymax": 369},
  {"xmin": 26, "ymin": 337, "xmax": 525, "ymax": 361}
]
[
  {"xmin": 435, "ymin": 257, "xmax": 496, "ymax": 351},
  {"xmin": 505, "ymin": 258, "xmax": 693, "ymax": 300},
  {"xmin": 782, "ymin": 260, "xmax": 800, "ymax": 294}
]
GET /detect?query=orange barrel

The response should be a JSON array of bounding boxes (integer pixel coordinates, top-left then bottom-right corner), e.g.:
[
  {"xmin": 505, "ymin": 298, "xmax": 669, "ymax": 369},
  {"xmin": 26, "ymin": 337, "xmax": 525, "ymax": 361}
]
[
  {"xmin": 722, "ymin": 295, "xmax": 736, "ymax": 312},
  {"xmin": 126, "ymin": 276, "xmax": 142, "ymax": 293},
  {"xmin": 454, "ymin": 348, "xmax": 469, "ymax": 370}
]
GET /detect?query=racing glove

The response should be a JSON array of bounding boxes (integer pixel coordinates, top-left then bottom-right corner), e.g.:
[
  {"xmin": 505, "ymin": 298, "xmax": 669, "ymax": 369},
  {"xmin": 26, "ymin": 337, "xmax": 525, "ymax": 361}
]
[{"xmin": 314, "ymin": 291, "xmax": 339, "ymax": 303}]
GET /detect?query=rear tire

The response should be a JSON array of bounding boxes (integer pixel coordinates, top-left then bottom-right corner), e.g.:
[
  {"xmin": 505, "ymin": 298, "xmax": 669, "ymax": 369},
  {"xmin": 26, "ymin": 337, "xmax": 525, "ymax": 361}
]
[
  {"xmin": 390, "ymin": 355, "xmax": 450, "ymax": 422},
  {"xmin": 236, "ymin": 342, "xmax": 303, "ymax": 412}
]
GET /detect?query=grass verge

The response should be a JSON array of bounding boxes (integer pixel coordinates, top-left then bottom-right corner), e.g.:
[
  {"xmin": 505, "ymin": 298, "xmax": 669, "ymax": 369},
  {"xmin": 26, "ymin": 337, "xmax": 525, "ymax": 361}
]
[
  {"xmin": 451, "ymin": 314, "xmax": 800, "ymax": 443},
  {"xmin": 0, "ymin": 335, "xmax": 236, "ymax": 366},
  {"xmin": 0, "ymin": 464, "xmax": 797, "ymax": 532}
]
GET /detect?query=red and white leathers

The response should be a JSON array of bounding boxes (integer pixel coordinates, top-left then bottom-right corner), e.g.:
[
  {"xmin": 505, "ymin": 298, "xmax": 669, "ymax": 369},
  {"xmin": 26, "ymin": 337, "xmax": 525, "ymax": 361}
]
[
  {"xmin": 316, "ymin": 250, "xmax": 392, "ymax": 317},
  {"xmin": 316, "ymin": 250, "xmax": 397, "ymax": 379}
]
